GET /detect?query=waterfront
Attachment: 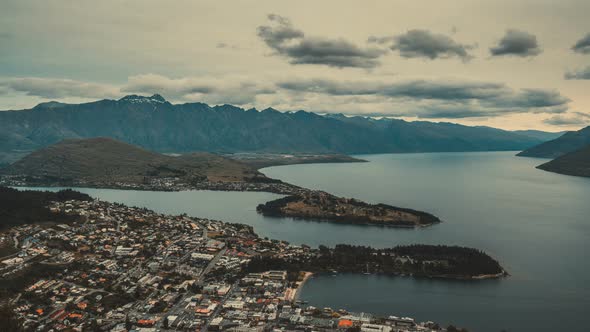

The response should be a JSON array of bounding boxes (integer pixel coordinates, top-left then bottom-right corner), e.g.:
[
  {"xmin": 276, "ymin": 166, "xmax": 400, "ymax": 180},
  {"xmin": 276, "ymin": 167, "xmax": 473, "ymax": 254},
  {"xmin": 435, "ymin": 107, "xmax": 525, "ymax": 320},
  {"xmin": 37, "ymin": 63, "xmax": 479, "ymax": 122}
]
[{"xmin": 23, "ymin": 151, "xmax": 590, "ymax": 331}]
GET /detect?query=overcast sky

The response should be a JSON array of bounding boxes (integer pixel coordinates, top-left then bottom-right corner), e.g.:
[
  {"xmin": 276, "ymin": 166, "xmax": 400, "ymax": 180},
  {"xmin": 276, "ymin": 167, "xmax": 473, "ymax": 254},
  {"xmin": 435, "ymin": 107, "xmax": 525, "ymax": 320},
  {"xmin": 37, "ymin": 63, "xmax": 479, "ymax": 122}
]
[{"xmin": 1, "ymin": 0, "xmax": 589, "ymax": 131}]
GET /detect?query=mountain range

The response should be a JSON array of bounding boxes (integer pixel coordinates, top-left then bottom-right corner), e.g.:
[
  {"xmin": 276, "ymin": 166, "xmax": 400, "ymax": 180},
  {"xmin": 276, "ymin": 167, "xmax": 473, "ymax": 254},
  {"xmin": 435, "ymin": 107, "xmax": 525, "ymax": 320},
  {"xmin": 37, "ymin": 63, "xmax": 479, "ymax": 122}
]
[
  {"xmin": 0, "ymin": 94, "xmax": 561, "ymax": 165},
  {"xmin": 517, "ymin": 126, "xmax": 590, "ymax": 158}
]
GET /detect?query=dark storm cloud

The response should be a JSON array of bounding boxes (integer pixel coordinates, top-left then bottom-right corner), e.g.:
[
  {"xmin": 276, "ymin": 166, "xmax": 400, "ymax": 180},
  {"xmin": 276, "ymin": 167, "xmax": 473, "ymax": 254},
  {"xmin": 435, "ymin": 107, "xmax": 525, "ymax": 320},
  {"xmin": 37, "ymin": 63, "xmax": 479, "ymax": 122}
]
[
  {"xmin": 257, "ymin": 14, "xmax": 386, "ymax": 68},
  {"xmin": 489, "ymin": 29, "xmax": 542, "ymax": 57},
  {"xmin": 571, "ymin": 33, "xmax": 590, "ymax": 54},
  {"xmin": 564, "ymin": 66, "xmax": 590, "ymax": 80},
  {"xmin": 277, "ymin": 78, "xmax": 570, "ymax": 118},
  {"xmin": 370, "ymin": 30, "xmax": 475, "ymax": 61}
]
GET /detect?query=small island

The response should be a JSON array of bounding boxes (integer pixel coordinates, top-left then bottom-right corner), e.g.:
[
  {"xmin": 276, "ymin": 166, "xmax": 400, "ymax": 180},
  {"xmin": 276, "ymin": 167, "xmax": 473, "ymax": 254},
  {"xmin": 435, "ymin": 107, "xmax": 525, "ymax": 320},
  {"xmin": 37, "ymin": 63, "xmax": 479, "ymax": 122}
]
[{"xmin": 257, "ymin": 191, "xmax": 441, "ymax": 227}]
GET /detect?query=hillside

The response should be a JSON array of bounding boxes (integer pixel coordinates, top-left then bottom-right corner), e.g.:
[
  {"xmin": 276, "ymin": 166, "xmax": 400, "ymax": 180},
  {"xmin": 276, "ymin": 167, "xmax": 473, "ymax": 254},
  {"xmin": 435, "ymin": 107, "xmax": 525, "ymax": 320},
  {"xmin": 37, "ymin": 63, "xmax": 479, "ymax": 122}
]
[
  {"xmin": 0, "ymin": 95, "xmax": 546, "ymax": 164},
  {"xmin": 0, "ymin": 138, "xmax": 266, "ymax": 186},
  {"xmin": 517, "ymin": 126, "xmax": 590, "ymax": 158},
  {"xmin": 537, "ymin": 144, "xmax": 590, "ymax": 177}
]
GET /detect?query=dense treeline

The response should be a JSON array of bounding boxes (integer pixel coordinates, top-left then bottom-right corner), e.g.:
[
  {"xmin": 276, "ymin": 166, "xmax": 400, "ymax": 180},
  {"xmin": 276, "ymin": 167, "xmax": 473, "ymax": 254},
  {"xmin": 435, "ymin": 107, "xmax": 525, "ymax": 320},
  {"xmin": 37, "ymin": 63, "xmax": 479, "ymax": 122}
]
[
  {"xmin": 0, "ymin": 186, "xmax": 91, "ymax": 229},
  {"xmin": 256, "ymin": 195, "xmax": 301, "ymax": 216},
  {"xmin": 246, "ymin": 244, "xmax": 504, "ymax": 278},
  {"xmin": 392, "ymin": 244, "xmax": 504, "ymax": 276}
]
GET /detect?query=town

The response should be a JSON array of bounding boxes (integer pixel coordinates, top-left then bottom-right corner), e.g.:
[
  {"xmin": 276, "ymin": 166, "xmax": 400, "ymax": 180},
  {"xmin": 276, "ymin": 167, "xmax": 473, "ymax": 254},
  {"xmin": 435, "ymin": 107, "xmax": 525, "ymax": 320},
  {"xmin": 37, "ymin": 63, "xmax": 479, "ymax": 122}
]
[{"xmin": 0, "ymin": 196, "xmax": 463, "ymax": 332}]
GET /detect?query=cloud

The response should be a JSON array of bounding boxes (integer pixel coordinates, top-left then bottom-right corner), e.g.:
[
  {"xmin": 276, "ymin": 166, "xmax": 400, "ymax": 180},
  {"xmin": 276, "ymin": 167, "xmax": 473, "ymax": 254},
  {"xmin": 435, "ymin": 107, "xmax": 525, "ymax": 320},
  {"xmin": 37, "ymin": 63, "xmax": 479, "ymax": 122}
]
[
  {"xmin": 0, "ymin": 74, "xmax": 571, "ymax": 120},
  {"xmin": 564, "ymin": 66, "xmax": 590, "ymax": 80},
  {"xmin": 543, "ymin": 113, "xmax": 590, "ymax": 126},
  {"xmin": 257, "ymin": 14, "xmax": 385, "ymax": 68},
  {"xmin": 0, "ymin": 77, "xmax": 119, "ymax": 99},
  {"xmin": 571, "ymin": 33, "xmax": 590, "ymax": 54},
  {"xmin": 277, "ymin": 78, "xmax": 570, "ymax": 118},
  {"xmin": 121, "ymin": 73, "xmax": 274, "ymax": 105},
  {"xmin": 482, "ymin": 89, "xmax": 569, "ymax": 109},
  {"xmin": 490, "ymin": 29, "xmax": 542, "ymax": 57},
  {"xmin": 370, "ymin": 29, "xmax": 475, "ymax": 61},
  {"xmin": 0, "ymin": 74, "xmax": 275, "ymax": 106},
  {"xmin": 278, "ymin": 79, "xmax": 504, "ymax": 99}
]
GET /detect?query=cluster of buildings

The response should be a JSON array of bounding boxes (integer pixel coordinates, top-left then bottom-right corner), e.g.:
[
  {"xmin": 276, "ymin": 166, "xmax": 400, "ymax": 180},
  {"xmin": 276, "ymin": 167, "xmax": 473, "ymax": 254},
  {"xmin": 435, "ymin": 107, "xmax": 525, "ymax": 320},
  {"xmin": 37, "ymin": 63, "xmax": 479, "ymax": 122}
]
[
  {"xmin": 1, "ymin": 198, "xmax": 446, "ymax": 331},
  {"xmin": 0, "ymin": 175, "xmax": 305, "ymax": 196}
]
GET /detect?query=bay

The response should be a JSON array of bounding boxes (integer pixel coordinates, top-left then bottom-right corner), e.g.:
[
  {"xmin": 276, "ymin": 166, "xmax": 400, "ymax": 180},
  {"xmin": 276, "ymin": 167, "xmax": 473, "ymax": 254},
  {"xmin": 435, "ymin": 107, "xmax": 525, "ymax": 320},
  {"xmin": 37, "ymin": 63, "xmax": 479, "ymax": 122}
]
[{"xmin": 23, "ymin": 151, "xmax": 590, "ymax": 331}]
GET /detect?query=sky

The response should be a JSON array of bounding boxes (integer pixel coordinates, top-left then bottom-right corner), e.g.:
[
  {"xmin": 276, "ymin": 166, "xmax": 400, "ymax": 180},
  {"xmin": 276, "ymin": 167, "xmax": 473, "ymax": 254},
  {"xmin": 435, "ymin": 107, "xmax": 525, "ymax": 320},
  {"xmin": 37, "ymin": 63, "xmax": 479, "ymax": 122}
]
[{"xmin": 1, "ymin": 0, "xmax": 589, "ymax": 131}]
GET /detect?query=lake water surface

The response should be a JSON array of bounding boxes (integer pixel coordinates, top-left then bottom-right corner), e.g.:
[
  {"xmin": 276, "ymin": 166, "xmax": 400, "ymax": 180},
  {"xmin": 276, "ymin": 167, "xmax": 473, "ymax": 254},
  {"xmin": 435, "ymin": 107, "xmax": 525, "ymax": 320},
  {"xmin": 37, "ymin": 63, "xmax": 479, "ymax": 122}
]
[
  {"xmin": 263, "ymin": 152, "xmax": 590, "ymax": 332},
  {"xmin": 25, "ymin": 152, "xmax": 590, "ymax": 332}
]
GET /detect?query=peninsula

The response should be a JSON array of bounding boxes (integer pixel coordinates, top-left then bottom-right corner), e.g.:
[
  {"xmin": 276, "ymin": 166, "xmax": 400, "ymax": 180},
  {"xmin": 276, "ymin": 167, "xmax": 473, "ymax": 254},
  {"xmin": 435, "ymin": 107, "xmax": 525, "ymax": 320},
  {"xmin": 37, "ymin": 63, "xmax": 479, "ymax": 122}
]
[
  {"xmin": 0, "ymin": 138, "xmax": 442, "ymax": 228},
  {"xmin": 246, "ymin": 244, "xmax": 506, "ymax": 280},
  {"xmin": 0, "ymin": 187, "xmax": 498, "ymax": 331},
  {"xmin": 536, "ymin": 144, "xmax": 590, "ymax": 177},
  {"xmin": 257, "ymin": 191, "xmax": 441, "ymax": 227}
]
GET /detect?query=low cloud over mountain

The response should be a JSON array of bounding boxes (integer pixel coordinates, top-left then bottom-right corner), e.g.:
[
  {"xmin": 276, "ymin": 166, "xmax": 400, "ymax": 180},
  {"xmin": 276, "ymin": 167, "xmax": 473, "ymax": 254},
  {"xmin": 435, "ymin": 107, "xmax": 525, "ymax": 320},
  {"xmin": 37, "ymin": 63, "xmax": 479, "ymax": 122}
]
[
  {"xmin": 277, "ymin": 78, "xmax": 569, "ymax": 118},
  {"xmin": 0, "ymin": 74, "xmax": 571, "ymax": 120}
]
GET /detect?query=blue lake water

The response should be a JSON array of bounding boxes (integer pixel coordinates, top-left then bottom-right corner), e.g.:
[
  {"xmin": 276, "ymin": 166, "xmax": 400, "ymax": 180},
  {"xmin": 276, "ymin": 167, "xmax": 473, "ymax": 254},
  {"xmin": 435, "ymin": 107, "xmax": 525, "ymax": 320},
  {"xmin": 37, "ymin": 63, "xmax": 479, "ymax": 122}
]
[{"xmin": 24, "ymin": 151, "xmax": 590, "ymax": 331}]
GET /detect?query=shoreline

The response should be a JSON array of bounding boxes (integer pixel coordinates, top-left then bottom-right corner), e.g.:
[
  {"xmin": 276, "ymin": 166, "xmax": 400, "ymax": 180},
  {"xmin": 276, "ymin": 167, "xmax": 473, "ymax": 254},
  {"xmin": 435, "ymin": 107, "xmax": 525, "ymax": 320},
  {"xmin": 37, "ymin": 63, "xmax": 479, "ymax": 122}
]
[
  {"xmin": 5, "ymin": 181, "xmax": 442, "ymax": 229},
  {"xmin": 292, "ymin": 272, "xmax": 313, "ymax": 302}
]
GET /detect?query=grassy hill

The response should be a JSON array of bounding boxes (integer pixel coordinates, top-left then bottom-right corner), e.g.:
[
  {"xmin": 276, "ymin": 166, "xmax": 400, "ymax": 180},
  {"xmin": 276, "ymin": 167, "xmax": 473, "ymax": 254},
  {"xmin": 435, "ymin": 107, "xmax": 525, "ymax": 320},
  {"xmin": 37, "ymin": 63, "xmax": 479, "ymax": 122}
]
[
  {"xmin": 537, "ymin": 144, "xmax": 590, "ymax": 177},
  {"xmin": 0, "ymin": 138, "xmax": 266, "ymax": 185}
]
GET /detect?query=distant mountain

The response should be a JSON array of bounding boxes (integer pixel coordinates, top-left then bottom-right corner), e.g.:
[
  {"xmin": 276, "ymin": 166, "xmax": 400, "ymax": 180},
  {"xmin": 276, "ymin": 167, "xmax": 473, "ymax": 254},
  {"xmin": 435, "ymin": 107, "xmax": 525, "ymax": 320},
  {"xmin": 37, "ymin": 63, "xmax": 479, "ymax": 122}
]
[
  {"xmin": 537, "ymin": 144, "xmax": 590, "ymax": 177},
  {"xmin": 0, "ymin": 137, "xmax": 265, "ymax": 185},
  {"xmin": 517, "ymin": 126, "xmax": 590, "ymax": 158},
  {"xmin": 0, "ymin": 94, "xmax": 548, "ymax": 164},
  {"xmin": 512, "ymin": 130, "xmax": 566, "ymax": 142}
]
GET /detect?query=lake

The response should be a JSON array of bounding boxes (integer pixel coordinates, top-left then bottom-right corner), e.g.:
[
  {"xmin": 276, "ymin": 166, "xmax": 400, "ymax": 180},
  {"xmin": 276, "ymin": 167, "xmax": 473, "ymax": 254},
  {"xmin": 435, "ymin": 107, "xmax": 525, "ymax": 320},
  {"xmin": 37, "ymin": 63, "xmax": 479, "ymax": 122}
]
[
  {"xmin": 263, "ymin": 152, "xmax": 590, "ymax": 332},
  {"xmin": 23, "ymin": 151, "xmax": 590, "ymax": 331}
]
